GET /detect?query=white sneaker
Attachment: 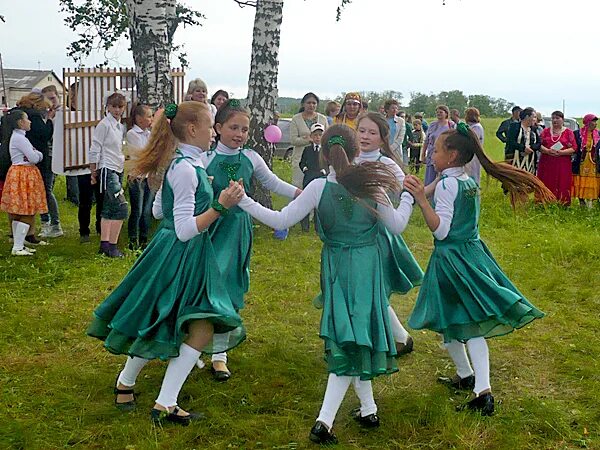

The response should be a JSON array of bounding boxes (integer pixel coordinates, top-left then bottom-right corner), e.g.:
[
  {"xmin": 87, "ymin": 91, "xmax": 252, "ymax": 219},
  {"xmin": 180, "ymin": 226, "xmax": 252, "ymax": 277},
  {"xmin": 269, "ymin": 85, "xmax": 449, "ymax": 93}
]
[
  {"xmin": 45, "ymin": 224, "xmax": 64, "ymax": 238},
  {"xmin": 196, "ymin": 358, "xmax": 206, "ymax": 369},
  {"xmin": 39, "ymin": 223, "xmax": 52, "ymax": 237},
  {"xmin": 24, "ymin": 245, "xmax": 36, "ymax": 253},
  {"xmin": 12, "ymin": 247, "xmax": 34, "ymax": 256}
]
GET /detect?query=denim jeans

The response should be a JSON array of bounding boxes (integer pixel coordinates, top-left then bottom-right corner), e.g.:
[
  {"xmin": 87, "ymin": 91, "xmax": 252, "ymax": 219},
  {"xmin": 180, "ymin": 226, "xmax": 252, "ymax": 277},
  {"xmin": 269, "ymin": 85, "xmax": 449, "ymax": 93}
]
[
  {"xmin": 127, "ymin": 177, "xmax": 154, "ymax": 241},
  {"xmin": 38, "ymin": 161, "xmax": 60, "ymax": 225}
]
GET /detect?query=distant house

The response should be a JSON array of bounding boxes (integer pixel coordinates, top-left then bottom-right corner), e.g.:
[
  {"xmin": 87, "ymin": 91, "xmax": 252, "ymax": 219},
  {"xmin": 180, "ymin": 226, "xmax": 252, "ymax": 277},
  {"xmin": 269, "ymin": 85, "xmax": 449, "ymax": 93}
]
[{"xmin": 0, "ymin": 69, "xmax": 64, "ymax": 107}]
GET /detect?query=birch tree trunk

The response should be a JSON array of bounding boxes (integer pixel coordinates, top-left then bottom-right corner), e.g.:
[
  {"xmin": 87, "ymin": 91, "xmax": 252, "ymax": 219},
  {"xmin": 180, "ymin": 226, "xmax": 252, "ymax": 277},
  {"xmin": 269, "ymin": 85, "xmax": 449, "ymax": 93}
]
[
  {"xmin": 246, "ymin": 0, "xmax": 284, "ymax": 208},
  {"xmin": 125, "ymin": 0, "xmax": 174, "ymax": 108}
]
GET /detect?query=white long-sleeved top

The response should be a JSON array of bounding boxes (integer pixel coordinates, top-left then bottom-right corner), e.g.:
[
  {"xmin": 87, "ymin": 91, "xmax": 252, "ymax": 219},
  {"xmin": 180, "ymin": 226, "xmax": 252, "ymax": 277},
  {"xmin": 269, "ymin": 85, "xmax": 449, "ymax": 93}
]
[
  {"xmin": 89, "ymin": 113, "xmax": 126, "ymax": 172},
  {"xmin": 199, "ymin": 142, "xmax": 298, "ymax": 199},
  {"xmin": 9, "ymin": 129, "xmax": 43, "ymax": 165},
  {"xmin": 151, "ymin": 143, "xmax": 207, "ymax": 242},
  {"xmin": 355, "ymin": 149, "xmax": 405, "ymax": 199},
  {"xmin": 126, "ymin": 125, "xmax": 151, "ymax": 151},
  {"xmin": 238, "ymin": 167, "xmax": 414, "ymax": 235},
  {"xmin": 432, "ymin": 166, "xmax": 471, "ymax": 241}
]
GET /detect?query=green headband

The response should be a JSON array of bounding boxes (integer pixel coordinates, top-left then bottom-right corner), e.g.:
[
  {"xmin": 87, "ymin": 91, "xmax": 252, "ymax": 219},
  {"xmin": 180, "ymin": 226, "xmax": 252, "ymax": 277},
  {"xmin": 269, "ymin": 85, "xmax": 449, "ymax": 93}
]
[
  {"xmin": 456, "ymin": 122, "xmax": 470, "ymax": 137},
  {"xmin": 164, "ymin": 103, "xmax": 178, "ymax": 120},
  {"xmin": 327, "ymin": 135, "xmax": 347, "ymax": 148}
]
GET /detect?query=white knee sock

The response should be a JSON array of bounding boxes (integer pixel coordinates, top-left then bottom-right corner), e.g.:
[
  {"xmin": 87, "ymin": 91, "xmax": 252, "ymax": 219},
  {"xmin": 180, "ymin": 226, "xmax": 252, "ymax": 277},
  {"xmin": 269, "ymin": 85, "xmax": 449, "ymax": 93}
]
[
  {"xmin": 155, "ymin": 343, "xmax": 201, "ymax": 408},
  {"xmin": 118, "ymin": 356, "xmax": 150, "ymax": 387},
  {"xmin": 12, "ymin": 221, "xmax": 29, "ymax": 252},
  {"xmin": 352, "ymin": 377, "xmax": 377, "ymax": 416},
  {"xmin": 316, "ymin": 374, "xmax": 353, "ymax": 429},
  {"xmin": 387, "ymin": 305, "xmax": 409, "ymax": 344},
  {"xmin": 445, "ymin": 340, "xmax": 474, "ymax": 379},
  {"xmin": 211, "ymin": 332, "xmax": 230, "ymax": 364},
  {"xmin": 466, "ymin": 337, "xmax": 491, "ymax": 395}
]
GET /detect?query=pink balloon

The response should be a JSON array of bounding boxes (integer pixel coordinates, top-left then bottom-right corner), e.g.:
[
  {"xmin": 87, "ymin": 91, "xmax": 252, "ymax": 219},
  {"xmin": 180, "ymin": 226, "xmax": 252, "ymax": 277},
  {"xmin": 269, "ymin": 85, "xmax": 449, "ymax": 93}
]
[{"xmin": 264, "ymin": 124, "xmax": 282, "ymax": 144}]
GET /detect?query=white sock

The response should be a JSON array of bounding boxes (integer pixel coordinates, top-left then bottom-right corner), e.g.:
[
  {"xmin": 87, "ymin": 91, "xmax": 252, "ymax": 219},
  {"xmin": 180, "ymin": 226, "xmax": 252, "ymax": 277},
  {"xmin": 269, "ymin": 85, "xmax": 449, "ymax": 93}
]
[
  {"xmin": 466, "ymin": 337, "xmax": 491, "ymax": 395},
  {"xmin": 387, "ymin": 305, "xmax": 409, "ymax": 344},
  {"xmin": 352, "ymin": 377, "xmax": 377, "ymax": 416},
  {"xmin": 445, "ymin": 340, "xmax": 474, "ymax": 379},
  {"xmin": 155, "ymin": 343, "xmax": 201, "ymax": 408},
  {"xmin": 12, "ymin": 221, "xmax": 29, "ymax": 252},
  {"xmin": 316, "ymin": 374, "xmax": 352, "ymax": 430},
  {"xmin": 211, "ymin": 332, "xmax": 230, "ymax": 364},
  {"xmin": 117, "ymin": 356, "xmax": 150, "ymax": 387}
]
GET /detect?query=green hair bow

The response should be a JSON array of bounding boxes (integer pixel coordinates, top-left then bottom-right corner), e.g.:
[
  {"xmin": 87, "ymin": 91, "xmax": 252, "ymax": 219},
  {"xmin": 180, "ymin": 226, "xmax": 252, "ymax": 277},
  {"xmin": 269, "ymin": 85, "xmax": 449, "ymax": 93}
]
[
  {"xmin": 164, "ymin": 103, "xmax": 178, "ymax": 120},
  {"xmin": 456, "ymin": 122, "xmax": 470, "ymax": 137},
  {"xmin": 327, "ymin": 135, "xmax": 346, "ymax": 148}
]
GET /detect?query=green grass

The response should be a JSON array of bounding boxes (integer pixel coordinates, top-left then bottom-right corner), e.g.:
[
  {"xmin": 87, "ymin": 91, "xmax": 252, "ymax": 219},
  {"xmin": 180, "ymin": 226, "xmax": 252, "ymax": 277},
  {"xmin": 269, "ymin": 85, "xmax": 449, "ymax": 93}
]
[{"xmin": 1, "ymin": 118, "xmax": 599, "ymax": 449}]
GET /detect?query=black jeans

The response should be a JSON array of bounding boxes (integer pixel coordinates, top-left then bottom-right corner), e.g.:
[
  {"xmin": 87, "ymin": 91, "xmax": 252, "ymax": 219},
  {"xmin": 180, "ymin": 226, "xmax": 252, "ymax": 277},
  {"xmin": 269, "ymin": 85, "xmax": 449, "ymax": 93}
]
[
  {"xmin": 127, "ymin": 178, "xmax": 154, "ymax": 242},
  {"xmin": 77, "ymin": 173, "xmax": 103, "ymax": 237}
]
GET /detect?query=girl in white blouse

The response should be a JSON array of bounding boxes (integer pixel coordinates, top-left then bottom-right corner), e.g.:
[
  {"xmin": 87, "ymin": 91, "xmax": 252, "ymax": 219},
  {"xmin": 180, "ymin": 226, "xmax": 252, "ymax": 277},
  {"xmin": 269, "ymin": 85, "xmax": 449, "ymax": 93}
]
[{"xmin": 0, "ymin": 109, "xmax": 48, "ymax": 256}]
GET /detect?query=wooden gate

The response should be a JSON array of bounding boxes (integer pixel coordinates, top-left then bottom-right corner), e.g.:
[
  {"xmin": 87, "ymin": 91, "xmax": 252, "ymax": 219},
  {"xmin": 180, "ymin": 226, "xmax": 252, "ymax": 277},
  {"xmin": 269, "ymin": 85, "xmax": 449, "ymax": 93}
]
[{"xmin": 61, "ymin": 67, "xmax": 185, "ymax": 171}]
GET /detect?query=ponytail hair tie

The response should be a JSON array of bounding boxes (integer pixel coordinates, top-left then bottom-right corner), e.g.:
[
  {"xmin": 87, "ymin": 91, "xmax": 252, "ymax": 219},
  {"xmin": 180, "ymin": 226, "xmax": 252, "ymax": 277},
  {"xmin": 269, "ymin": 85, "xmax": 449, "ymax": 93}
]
[
  {"xmin": 456, "ymin": 122, "xmax": 470, "ymax": 137},
  {"xmin": 165, "ymin": 103, "xmax": 178, "ymax": 120},
  {"xmin": 229, "ymin": 99, "xmax": 241, "ymax": 108},
  {"xmin": 327, "ymin": 135, "xmax": 347, "ymax": 148}
]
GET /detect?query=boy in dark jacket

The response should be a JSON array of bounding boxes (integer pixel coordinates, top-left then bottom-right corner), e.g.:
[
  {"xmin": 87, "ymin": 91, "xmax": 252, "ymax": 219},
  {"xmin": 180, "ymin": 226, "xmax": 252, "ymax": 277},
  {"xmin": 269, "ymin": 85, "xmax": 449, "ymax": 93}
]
[{"xmin": 299, "ymin": 123, "xmax": 326, "ymax": 231}]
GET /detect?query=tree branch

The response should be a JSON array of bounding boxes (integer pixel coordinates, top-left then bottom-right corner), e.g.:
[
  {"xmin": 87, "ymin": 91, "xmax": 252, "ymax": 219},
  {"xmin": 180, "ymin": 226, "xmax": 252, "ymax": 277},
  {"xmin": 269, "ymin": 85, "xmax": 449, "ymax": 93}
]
[{"xmin": 233, "ymin": 1, "xmax": 258, "ymax": 8}]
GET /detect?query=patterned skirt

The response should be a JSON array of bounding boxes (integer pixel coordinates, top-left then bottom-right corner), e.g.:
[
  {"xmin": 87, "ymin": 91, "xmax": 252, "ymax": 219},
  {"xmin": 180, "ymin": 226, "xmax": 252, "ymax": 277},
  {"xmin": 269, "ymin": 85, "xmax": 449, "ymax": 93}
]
[
  {"xmin": 572, "ymin": 157, "xmax": 600, "ymax": 200},
  {"xmin": 0, "ymin": 165, "xmax": 48, "ymax": 215}
]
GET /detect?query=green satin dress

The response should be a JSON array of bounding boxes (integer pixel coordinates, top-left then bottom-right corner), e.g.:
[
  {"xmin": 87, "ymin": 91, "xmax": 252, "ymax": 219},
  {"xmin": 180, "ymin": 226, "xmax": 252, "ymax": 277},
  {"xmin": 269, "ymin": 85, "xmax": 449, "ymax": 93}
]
[
  {"xmin": 377, "ymin": 224, "xmax": 424, "ymax": 298},
  {"xmin": 205, "ymin": 151, "xmax": 255, "ymax": 311},
  {"xmin": 408, "ymin": 176, "xmax": 544, "ymax": 342},
  {"xmin": 316, "ymin": 181, "xmax": 398, "ymax": 380},
  {"xmin": 87, "ymin": 154, "xmax": 246, "ymax": 360}
]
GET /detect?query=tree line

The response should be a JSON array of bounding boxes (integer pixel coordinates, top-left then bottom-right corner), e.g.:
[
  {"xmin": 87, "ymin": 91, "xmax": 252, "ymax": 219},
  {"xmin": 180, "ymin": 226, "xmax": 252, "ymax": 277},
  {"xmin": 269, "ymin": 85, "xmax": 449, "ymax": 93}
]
[{"xmin": 277, "ymin": 90, "xmax": 515, "ymax": 117}]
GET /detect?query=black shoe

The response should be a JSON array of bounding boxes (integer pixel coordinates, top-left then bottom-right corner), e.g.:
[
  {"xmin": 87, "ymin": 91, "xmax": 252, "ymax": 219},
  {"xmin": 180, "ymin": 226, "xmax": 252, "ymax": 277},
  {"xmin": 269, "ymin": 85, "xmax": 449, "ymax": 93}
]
[
  {"xmin": 309, "ymin": 421, "xmax": 338, "ymax": 445},
  {"xmin": 351, "ymin": 408, "xmax": 380, "ymax": 428},
  {"xmin": 114, "ymin": 378, "xmax": 137, "ymax": 412},
  {"xmin": 395, "ymin": 335, "xmax": 414, "ymax": 358},
  {"xmin": 457, "ymin": 392, "xmax": 495, "ymax": 416},
  {"xmin": 211, "ymin": 364, "xmax": 231, "ymax": 382},
  {"xmin": 437, "ymin": 374, "xmax": 475, "ymax": 391},
  {"xmin": 150, "ymin": 406, "xmax": 204, "ymax": 426}
]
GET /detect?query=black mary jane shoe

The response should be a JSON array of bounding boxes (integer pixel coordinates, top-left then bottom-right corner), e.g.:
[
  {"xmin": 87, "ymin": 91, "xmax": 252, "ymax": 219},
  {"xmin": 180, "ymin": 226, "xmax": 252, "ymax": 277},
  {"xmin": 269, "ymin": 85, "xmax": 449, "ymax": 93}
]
[
  {"xmin": 394, "ymin": 335, "xmax": 414, "ymax": 358},
  {"xmin": 211, "ymin": 364, "xmax": 231, "ymax": 382},
  {"xmin": 437, "ymin": 374, "xmax": 475, "ymax": 391},
  {"xmin": 309, "ymin": 421, "xmax": 338, "ymax": 445},
  {"xmin": 351, "ymin": 408, "xmax": 380, "ymax": 428},
  {"xmin": 456, "ymin": 392, "xmax": 495, "ymax": 416},
  {"xmin": 114, "ymin": 383, "xmax": 137, "ymax": 412},
  {"xmin": 150, "ymin": 406, "xmax": 204, "ymax": 426}
]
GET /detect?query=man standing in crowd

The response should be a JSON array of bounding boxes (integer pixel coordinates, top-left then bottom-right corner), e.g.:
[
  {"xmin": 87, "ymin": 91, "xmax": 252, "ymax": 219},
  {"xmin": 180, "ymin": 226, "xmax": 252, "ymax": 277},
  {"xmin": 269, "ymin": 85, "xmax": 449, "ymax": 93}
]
[{"xmin": 496, "ymin": 106, "xmax": 522, "ymax": 158}]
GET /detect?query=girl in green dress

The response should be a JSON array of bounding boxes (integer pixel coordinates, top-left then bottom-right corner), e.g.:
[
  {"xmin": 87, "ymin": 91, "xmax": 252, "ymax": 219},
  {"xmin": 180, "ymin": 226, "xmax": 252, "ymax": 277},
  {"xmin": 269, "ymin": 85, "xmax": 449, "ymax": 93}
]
[
  {"xmin": 355, "ymin": 112, "xmax": 425, "ymax": 356},
  {"xmin": 87, "ymin": 101, "xmax": 246, "ymax": 425},
  {"xmin": 198, "ymin": 100, "xmax": 301, "ymax": 381},
  {"xmin": 404, "ymin": 122, "xmax": 552, "ymax": 416},
  {"xmin": 237, "ymin": 125, "xmax": 416, "ymax": 445}
]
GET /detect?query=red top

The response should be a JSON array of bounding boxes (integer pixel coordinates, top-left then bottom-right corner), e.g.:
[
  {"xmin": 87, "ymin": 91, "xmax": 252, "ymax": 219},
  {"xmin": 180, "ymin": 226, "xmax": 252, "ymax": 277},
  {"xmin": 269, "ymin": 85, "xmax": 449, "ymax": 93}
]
[{"xmin": 540, "ymin": 127, "xmax": 577, "ymax": 152}]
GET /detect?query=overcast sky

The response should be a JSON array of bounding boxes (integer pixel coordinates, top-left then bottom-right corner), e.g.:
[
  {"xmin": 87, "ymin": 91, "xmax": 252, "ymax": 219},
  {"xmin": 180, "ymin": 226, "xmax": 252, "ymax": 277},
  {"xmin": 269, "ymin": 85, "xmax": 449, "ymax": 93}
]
[{"xmin": 1, "ymin": 0, "xmax": 598, "ymax": 116}]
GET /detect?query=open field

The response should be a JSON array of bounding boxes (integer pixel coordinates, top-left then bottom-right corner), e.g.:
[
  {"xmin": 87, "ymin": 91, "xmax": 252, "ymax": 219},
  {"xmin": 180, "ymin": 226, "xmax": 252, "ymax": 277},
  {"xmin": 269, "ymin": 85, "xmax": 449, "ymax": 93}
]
[{"xmin": 1, "ymin": 118, "xmax": 599, "ymax": 449}]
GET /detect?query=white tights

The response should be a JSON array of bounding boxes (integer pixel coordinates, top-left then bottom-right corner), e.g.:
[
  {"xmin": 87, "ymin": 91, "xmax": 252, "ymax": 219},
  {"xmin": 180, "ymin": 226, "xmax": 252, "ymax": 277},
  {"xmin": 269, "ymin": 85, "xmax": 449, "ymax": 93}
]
[
  {"xmin": 445, "ymin": 337, "xmax": 490, "ymax": 395},
  {"xmin": 316, "ymin": 374, "xmax": 377, "ymax": 430}
]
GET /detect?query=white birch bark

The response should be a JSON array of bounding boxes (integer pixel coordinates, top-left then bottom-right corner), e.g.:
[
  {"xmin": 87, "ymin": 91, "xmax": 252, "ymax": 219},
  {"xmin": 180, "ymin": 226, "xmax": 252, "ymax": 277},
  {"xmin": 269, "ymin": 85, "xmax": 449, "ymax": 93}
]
[
  {"xmin": 246, "ymin": 0, "xmax": 284, "ymax": 208},
  {"xmin": 125, "ymin": 0, "xmax": 174, "ymax": 108}
]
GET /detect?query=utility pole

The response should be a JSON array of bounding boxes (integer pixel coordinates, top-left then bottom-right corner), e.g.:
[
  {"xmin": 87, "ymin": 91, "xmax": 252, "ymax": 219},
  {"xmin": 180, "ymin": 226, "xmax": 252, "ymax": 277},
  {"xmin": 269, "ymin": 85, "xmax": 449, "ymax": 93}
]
[{"xmin": 0, "ymin": 53, "xmax": 7, "ymax": 107}]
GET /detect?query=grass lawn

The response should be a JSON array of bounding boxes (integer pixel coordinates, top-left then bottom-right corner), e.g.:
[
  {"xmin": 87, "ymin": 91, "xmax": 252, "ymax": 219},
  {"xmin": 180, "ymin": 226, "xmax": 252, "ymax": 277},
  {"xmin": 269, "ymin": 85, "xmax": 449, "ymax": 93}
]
[{"xmin": 1, "ymin": 118, "xmax": 599, "ymax": 449}]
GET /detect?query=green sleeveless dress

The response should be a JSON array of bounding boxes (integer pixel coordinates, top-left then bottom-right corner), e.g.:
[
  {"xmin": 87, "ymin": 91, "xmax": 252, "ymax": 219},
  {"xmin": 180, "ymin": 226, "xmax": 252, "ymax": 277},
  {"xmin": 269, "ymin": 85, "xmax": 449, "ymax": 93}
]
[
  {"xmin": 408, "ymin": 176, "xmax": 544, "ymax": 342},
  {"xmin": 205, "ymin": 150, "xmax": 255, "ymax": 311},
  {"xmin": 316, "ymin": 181, "xmax": 398, "ymax": 380},
  {"xmin": 87, "ymin": 154, "xmax": 246, "ymax": 360}
]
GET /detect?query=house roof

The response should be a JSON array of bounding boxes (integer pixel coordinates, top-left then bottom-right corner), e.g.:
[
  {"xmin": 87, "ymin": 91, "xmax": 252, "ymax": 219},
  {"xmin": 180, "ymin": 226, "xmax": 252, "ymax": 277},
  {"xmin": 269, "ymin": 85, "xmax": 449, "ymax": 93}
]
[{"xmin": 1, "ymin": 69, "xmax": 63, "ymax": 90}]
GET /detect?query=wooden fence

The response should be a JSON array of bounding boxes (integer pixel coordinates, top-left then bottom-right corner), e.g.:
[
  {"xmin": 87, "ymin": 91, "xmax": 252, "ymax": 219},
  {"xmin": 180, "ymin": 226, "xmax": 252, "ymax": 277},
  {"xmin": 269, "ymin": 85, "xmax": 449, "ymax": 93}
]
[{"xmin": 61, "ymin": 67, "xmax": 185, "ymax": 171}]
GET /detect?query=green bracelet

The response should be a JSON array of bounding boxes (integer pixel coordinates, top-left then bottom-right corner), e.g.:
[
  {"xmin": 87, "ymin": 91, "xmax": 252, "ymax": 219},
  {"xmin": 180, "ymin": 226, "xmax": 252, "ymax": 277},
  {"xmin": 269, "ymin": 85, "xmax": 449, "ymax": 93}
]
[{"xmin": 211, "ymin": 199, "xmax": 229, "ymax": 216}]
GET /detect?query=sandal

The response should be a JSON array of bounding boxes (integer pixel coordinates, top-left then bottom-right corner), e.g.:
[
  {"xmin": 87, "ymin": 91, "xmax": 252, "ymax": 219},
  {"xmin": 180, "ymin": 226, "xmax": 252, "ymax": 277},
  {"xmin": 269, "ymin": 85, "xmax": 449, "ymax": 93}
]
[{"xmin": 114, "ymin": 376, "xmax": 137, "ymax": 412}]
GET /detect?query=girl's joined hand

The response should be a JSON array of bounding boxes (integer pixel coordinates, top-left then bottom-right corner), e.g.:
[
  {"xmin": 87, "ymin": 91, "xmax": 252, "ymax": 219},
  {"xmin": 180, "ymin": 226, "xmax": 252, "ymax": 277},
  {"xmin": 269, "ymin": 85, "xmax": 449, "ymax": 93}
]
[
  {"xmin": 219, "ymin": 182, "xmax": 245, "ymax": 208},
  {"xmin": 403, "ymin": 175, "xmax": 426, "ymax": 204}
]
